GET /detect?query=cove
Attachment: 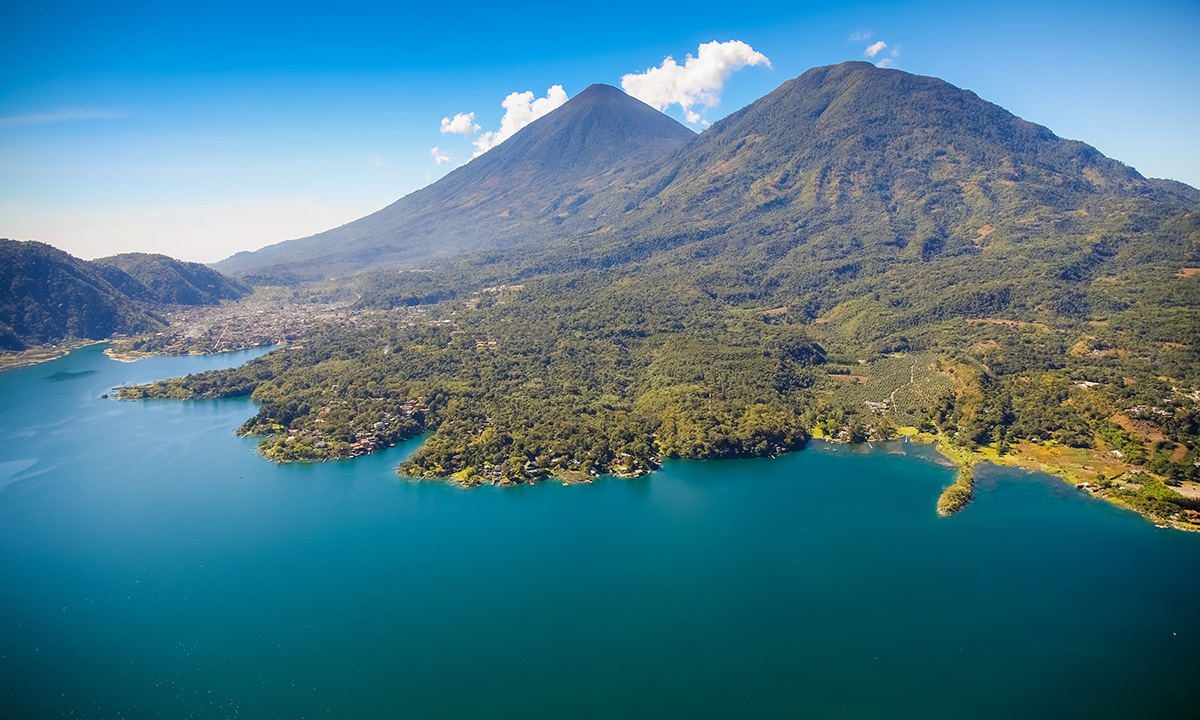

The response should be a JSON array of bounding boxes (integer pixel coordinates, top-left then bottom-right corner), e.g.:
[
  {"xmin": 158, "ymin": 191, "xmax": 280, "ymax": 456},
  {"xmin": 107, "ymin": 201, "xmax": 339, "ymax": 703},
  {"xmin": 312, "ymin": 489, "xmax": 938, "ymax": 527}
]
[{"xmin": 1, "ymin": 344, "xmax": 1198, "ymax": 719}]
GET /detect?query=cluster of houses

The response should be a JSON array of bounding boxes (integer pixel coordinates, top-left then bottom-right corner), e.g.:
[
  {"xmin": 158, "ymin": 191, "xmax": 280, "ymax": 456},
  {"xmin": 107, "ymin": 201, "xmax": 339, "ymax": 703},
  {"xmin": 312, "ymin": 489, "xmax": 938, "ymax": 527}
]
[
  {"xmin": 345, "ymin": 434, "xmax": 388, "ymax": 457},
  {"xmin": 144, "ymin": 300, "xmax": 370, "ymax": 355},
  {"xmin": 397, "ymin": 399, "xmax": 429, "ymax": 418},
  {"xmin": 476, "ymin": 460, "xmax": 549, "ymax": 485},
  {"xmin": 612, "ymin": 451, "xmax": 657, "ymax": 479},
  {"xmin": 1127, "ymin": 404, "xmax": 1173, "ymax": 420}
]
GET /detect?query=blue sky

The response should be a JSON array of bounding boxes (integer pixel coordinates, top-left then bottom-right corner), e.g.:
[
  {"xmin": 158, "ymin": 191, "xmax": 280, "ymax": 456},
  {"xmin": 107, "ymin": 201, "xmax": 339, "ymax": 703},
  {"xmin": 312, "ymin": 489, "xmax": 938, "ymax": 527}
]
[{"xmin": 1, "ymin": 0, "xmax": 1197, "ymax": 263}]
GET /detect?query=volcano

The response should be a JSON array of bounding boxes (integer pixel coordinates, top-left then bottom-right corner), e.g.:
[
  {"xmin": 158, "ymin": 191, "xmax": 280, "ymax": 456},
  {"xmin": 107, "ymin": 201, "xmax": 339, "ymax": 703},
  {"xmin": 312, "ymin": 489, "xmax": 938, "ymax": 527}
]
[{"xmin": 215, "ymin": 84, "xmax": 695, "ymax": 279}]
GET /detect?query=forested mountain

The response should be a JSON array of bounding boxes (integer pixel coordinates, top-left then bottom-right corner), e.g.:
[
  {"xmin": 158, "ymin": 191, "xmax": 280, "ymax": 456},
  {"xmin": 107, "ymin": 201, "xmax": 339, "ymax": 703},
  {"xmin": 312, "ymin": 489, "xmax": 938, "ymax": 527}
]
[
  {"xmin": 216, "ymin": 61, "xmax": 1199, "ymax": 296},
  {"xmin": 470, "ymin": 61, "xmax": 1200, "ymax": 342},
  {"xmin": 127, "ymin": 63, "xmax": 1200, "ymax": 521},
  {"xmin": 0, "ymin": 240, "xmax": 248, "ymax": 351},
  {"xmin": 342, "ymin": 61, "xmax": 1199, "ymax": 350},
  {"xmin": 92, "ymin": 252, "xmax": 250, "ymax": 305},
  {"xmin": 215, "ymin": 83, "xmax": 696, "ymax": 280}
]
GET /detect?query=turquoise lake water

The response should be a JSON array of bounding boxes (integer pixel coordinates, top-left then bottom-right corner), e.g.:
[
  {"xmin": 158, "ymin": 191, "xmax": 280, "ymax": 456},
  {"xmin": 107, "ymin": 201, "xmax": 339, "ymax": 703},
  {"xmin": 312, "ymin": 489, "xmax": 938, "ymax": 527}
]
[{"xmin": 1, "ymin": 344, "xmax": 1198, "ymax": 719}]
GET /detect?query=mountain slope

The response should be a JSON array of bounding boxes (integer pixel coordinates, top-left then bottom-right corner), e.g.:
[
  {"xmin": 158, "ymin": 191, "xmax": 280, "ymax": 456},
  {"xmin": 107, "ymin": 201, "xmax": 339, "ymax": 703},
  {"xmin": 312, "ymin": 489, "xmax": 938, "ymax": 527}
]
[
  {"xmin": 603, "ymin": 60, "xmax": 1183, "ymax": 250},
  {"xmin": 0, "ymin": 240, "xmax": 163, "ymax": 350},
  {"xmin": 127, "ymin": 64, "xmax": 1200, "ymax": 514},
  {"xmin": 215, "ymin": 84, "xmax": 695, "ymax": 279},
  {"xmin": 0, "ymin": 241, "xmax": 255, "ymax": 351},
  {"xmin": 93, "ymin": 252, "xmax": 250, "ymax": 305},
  {"xmin": 417, "ymin": 61, "xmax": 1198, "ymax": 336}
]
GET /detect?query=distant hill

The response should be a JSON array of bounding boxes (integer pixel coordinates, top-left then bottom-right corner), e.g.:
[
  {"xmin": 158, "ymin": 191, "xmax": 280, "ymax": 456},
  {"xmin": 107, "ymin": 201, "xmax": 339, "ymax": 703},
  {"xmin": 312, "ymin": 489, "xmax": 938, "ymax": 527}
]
[
  {"xmin": 0, "ymin": 240, "xmax": 250, "ymax": 351},
  {"xmin": 92, "ymin": 252, "xmax": 250, "ymax": 305},
  {"xmin": 214, "ymin": 84, "xmax": 696, "ymax": 279},
  {"xmin": 0, "ymin": 241, "xmax": 162, "ymax": 350}
]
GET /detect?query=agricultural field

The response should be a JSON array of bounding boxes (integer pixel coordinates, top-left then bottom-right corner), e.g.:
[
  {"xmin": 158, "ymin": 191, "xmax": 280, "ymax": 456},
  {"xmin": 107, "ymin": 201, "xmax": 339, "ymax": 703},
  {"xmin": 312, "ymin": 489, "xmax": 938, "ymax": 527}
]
[{"xmin": 826, "ymin": 352, "xmax": 957, "ymax": 421}]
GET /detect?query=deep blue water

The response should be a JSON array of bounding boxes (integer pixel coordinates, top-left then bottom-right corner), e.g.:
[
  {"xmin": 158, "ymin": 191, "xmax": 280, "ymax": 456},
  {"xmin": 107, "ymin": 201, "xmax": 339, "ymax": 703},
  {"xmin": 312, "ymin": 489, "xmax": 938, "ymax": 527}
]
[{"xmin": 1, "ymin": 344, "xmax": 1198, "ymax": 719}]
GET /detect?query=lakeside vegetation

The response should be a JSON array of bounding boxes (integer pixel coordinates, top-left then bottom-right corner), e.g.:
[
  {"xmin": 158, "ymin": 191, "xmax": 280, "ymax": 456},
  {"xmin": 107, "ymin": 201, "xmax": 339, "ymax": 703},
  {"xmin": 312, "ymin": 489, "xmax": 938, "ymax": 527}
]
[
  {"xmin": 118, "ymin": 259, "xmax": 1200, "ymax": 528},
  {"xmin": 936, "ymin": 466, "xmax": 974, "ymax": 517},
  {"xmin": 0, "ymin": 340, "xmax": 107, "ymax": 371},
  {"xmin": 931, "ymin": 440, "xmax": 978, "ymax": 517},
  {"xmin": 107, "ymin": 62, "xmax": 1200, "ymax": 528}
]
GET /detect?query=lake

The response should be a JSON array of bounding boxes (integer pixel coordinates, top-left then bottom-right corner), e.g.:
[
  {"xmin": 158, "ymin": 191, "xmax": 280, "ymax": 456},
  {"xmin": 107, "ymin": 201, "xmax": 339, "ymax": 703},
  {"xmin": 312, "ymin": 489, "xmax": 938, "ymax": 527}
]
[{"xmin": 1, "ymin": 344, "xmax": 1197, "ymax": 719}]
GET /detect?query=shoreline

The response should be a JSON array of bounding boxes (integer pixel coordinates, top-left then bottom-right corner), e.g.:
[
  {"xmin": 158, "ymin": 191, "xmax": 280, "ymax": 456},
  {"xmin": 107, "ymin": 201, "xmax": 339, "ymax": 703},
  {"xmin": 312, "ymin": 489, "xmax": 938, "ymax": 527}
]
[
  {"xmin": 104, "ymin": 345, "xmax": 279, "ymax": 363},
  {"xmin": 106, "ymin": 345, "xmax": 1199, "ymax": 531},
  {"xmin": 442, "ymin": 466, "xmax": 602, "ymax": 489},
  {"xmin": 0, "ymin": 340, "xmax": 108, "ymax": 372},
  {"xmin": 918, "ymin": 431, "xmax": 1200, "ymax": 532},
  {"xmin": 253, "ymin": 421, "xmax": 1200, "ymax": 531},
  {"xmin": 0, "ymin": 340, "xmax": 271, "ymax": 370},
  {"xmin": 811, "ymin": 427, "xmax": 1198, "ymax": 531},
  {"xmin": 103, "ymin": 347, "xmax": 146, "ymax": 363}
]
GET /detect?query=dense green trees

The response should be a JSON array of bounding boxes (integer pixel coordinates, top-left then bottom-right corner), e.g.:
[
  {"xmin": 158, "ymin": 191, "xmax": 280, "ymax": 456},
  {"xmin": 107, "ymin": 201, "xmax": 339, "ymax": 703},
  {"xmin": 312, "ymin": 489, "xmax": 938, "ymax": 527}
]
[
  {"xmin": 120, "ymin": 253, "xmax": 1200, "ymax": 488},
  {"xmin": 109, "ymin": 59, "xmax": 1200, "ymax": 483},
  {"xmin": 0, "ymin": 240, "xmax": 249, "ymax": 351}
]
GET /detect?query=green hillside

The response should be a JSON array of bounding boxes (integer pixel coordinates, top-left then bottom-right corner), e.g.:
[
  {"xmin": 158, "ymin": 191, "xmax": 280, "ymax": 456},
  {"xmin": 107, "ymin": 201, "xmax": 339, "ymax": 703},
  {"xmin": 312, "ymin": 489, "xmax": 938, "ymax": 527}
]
[
  {"xmin": 93, "ymin": 252, "xmax": 250, "ymax": 305},
  {"xmin": 125, "ymin": 63, "xmax": 1200, "ymax": 508},
  {"xmin": 0, "ymin": 240, "xmax": 250, "ymax": 351},
  {"xmin": 0, "ymin": 240, "xmax": 163, "ymax": 350}
]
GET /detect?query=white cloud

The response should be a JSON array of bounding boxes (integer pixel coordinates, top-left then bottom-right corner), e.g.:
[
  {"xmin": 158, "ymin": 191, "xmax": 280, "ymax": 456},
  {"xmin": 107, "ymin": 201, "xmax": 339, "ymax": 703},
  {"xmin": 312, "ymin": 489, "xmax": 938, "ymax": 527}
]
[
  {"xmin": 430, "ymin": 147, "xmax": 451, "ymax": 164},
  {"xmin": 472, "ymin": 85, "xmax": 569, "ymax": 156},
  {"xmin": 849, "ymin": 30, "xmax": 874, "ymax": 42},
  {"xmin": 876, "ymin": 46, "xmax": 901, "ymax": 68},
  {"xmin": 369, "ymin": 153, "xmax": 384, "ymax": 167},
  {"xmin": 864, "ymin": 41, "xmax": 887, "ymax": 58},
  {"xmin": 440, "ymin": 112, "xmax": 479, "ymax": 136},
  {"xmin": 621, "ymin": 40, "xmax": 771, "ymax": 125}
]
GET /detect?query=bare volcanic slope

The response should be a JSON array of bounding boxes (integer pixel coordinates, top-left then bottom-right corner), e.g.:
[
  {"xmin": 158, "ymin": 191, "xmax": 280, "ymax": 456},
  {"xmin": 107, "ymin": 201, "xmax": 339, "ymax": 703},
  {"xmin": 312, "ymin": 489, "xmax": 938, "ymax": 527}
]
[{"xmin": 215, "ymin": 84, "xmax": 696, "ymax": 280}]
